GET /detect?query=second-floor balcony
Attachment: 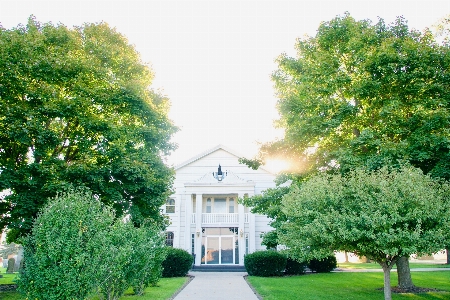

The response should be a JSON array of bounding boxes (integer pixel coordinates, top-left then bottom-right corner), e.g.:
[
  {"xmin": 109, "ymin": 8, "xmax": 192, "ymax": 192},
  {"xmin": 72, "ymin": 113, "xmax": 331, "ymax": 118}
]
[{"xmin": 191, "ymin": 213, "xmax": 249, "ymax": 224}]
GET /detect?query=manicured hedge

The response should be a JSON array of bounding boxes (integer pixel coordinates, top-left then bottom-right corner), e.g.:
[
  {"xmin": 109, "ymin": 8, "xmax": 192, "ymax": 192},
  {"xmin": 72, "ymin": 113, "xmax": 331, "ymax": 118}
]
[
  {"xmin": 244, "ymin": 250, "xmax": 287, "ymax": 277},
  {"xmin": 162, "ymin": 248, "xmax": 193, "ymax": 277},
  {"xmin": 284, "ymin": 257, "xmax": 307, "ymax": 275},
  {"xmin": 307, "ymin": 255, "xmax": 337, "ymax": 273}
]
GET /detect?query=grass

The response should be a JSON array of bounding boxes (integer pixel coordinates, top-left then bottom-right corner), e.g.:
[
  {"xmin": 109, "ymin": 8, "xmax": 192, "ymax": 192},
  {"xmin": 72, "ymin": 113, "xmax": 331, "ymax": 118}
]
[
  {"xmin": 0, "ymin": 275, "xmax": 189, "ymax": 300},
  {"xmin": 338, "ymin": 262, "xmax": 450, "ymax": 270},
  {"xmin": 247, "ymin": 271, "xmax": 450, "ymax": 300}
]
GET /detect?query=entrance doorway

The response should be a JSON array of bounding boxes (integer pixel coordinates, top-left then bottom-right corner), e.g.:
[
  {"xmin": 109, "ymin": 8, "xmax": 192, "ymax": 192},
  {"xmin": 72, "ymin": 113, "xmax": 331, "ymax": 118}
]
[{"xmin": 201, "ymin": 227, "xmax": 239, "ymax": 264}]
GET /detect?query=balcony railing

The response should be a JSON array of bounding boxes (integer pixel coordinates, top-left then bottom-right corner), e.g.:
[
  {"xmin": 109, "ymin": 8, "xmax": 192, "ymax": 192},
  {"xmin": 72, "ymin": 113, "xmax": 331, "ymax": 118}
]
[
  {"xmin": 191, "ymin": 213, "xmax": 249, "ymax": 224},
  {"xmin": 202, "ymin": 213, "xmax": 238, "ymax": 224}
]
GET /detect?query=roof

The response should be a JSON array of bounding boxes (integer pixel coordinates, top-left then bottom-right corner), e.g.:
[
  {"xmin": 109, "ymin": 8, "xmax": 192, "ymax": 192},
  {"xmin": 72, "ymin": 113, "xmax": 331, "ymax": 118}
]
[{"xmin": 174, "ymin": 144, "xmax": 272, "ymax": 173}]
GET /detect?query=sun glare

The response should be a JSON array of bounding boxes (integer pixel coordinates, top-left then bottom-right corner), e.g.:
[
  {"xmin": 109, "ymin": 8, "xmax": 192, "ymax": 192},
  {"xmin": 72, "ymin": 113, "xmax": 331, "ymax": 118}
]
[{"xmin": 264, "ymin": 159, "xmax": 290, "ymax": 174}]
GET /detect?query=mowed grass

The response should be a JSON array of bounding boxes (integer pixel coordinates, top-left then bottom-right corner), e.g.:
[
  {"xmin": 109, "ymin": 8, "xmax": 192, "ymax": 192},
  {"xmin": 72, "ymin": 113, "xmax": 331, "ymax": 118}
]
[
  {"xmin": 338, "ymin": 262, "xmax": 450, "ymax": 270},
  {"xmin": 246, "ymin": 271, "xmax": 450, "ymax": 300},
  {"xmin": 0, "ymin": 274, "xmax": 189, "ymax": 300}
]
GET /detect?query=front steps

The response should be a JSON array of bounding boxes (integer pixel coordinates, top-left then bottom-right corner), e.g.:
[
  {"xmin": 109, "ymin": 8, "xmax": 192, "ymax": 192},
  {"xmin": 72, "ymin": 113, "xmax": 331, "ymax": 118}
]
[{"xmin": 191, "ymin": 265, "xmax": 247, "ymax": 272}]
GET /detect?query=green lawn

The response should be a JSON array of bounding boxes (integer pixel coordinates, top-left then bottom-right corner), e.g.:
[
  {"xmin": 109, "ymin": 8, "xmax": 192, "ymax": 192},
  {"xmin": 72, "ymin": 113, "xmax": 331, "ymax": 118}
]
[
  {"xmin": 0, "ymin": 273, "xmax": 189, "ymax": 300},
  {"xmin": 247, "ymin": 271, "xmax": 450, "ymax": 300},
  {"xmin": 338, "ymin": 262, "xmax": 450, "ymax": 270}
]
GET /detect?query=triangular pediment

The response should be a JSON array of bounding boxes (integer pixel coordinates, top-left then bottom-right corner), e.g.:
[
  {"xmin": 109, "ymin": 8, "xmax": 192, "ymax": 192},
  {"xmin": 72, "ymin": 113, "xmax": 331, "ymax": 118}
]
[
  {"xmin": 191, "ymin": 170, "xmax": 249, "ymax": 184},
  {"xmin": 174, "ymin": 144, "xmax": 271, "ymax": 173}
]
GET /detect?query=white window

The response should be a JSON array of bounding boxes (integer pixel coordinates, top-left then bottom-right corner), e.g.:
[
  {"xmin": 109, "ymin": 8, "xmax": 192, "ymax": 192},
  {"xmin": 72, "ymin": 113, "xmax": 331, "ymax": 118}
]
[
  {"xmin": 166, "ymin": 231, "xmax": 174, "ymax": 247},
  {"xmin": 166, "ymin": 198, "xmax": 175, "ymax": 213},
  {"xmin": 229, "ymin": 197, "xmax": 235, "ymax": 213}
]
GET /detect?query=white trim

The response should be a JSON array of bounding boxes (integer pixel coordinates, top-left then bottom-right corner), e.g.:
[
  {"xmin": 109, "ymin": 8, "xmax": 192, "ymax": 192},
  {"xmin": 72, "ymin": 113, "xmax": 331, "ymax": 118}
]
[{"xmin": 174, "ymin": 144, "xmax": 273, "ymax": 174}]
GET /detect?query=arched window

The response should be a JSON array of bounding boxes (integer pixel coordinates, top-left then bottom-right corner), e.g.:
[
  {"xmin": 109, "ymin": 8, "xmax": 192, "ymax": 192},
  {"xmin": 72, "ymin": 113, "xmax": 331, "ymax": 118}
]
[
  {"xmin": 166, "ymin": 198, "xmax": 175, "ymax": 213},
  {"xmin": 166, "ymin": 231, "xmax": 174, "ymax": 247}
]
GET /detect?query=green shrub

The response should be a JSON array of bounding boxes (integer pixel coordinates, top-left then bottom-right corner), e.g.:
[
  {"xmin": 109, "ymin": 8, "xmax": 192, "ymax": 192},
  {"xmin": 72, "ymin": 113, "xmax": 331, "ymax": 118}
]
[
  {"xmin": 127, "ymin": 226, "xmax": 167, "ymax": 296},
  {"xmin": 17, "ymin": 189, "xmax": 167, "ymax": 300},
  {"xmin": 244, "ymin": 250, "xmax": 287, "ymax": 277},
  {"xmin": 285, "ymin": 257, "xmax": 307, "ymax": 275},
  {"xmin": 162, "ymin": 248, "xmax": 193, "ymax": 277},
  {"xmin": 308, "ymin": 255, "xmax": 337, "ymax": 273},
  {"xmin": 17, "ymin": 189, "xmax": 115, "ymax": 300}
]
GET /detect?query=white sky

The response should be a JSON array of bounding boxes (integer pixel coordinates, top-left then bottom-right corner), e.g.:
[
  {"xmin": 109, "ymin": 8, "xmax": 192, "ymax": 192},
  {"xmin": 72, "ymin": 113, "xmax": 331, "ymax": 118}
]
[{"xmin": 1, "ymin": 0, "xmax": 449, "ymax": 167}]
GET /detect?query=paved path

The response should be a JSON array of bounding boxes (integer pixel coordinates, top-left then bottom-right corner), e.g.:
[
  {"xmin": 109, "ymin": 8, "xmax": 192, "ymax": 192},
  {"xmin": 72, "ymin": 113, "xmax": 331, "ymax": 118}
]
[{"xmin": 173, "ymin": 272, "xmax": 259, "ymax": 300}]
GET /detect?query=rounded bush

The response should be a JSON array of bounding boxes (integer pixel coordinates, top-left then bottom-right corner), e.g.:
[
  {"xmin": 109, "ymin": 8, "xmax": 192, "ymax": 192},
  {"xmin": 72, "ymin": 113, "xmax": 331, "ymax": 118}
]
[
  {"xmin": 284, "ymin": 257, "xmax": 307, "ymax": 275},
  {"xmin": 244, "ymin": 250, "xmax": 287, "ymax": 277},
  {"xmin": 307, "ymin": 255, "xmax": 337, "ymax": 273},
  {"xmin": 162, "ymin": 248, "xmax": 193, "ymax": 277}
]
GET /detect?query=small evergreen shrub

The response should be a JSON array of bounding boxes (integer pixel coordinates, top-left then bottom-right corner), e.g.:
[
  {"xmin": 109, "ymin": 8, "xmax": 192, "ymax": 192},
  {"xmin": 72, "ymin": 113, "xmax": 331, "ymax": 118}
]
[
  {"xmin": 244, "ymin": 250, "xmax": 287, "ymax": 277},
  {"xmin": 162, "ymin": 247, "xmax": 193, "ymax": 277},
  {"xmin": 284, "ymin": 257, "xmax": 307, "ymax": 275},
  {"xmin": 307, "ymin": 255, "xmax": 337, "ymax": 273}
]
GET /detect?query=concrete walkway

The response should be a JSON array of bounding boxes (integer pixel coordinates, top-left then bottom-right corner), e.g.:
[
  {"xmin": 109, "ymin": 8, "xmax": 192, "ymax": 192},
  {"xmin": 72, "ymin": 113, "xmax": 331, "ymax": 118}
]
[{"xmin": 173, "ymin": 272, "xmax": 259, "ymax": 300}]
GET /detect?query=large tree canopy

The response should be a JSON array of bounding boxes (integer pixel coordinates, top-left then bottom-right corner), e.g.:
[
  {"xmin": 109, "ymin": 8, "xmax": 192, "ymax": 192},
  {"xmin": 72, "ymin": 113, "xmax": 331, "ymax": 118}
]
[
  {"xmin": 0, "ymin": 17, "xmax": 177, "ymax": 242},
  {"xmin": 280, "ymin": 166, "xmax": 450, "ymax": 300},
  {"xmin": 267, "ymin": 13, "xmax": 450, "ymax": 176}
]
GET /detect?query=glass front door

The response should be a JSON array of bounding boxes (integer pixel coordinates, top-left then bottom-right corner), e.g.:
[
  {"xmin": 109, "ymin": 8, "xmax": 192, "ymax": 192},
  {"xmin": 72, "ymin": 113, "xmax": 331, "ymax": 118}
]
[{"xmin": 201, "ymin": 227, "xmax": 239, "ymax": 265}]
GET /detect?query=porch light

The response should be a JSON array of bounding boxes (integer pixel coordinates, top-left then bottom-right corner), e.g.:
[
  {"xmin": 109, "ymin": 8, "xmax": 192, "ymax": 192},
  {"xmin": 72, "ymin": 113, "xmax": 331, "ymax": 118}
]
[
  {"xmin": 240, "ymin": 229, "xmax": 244, "ymax": 237},
  {"xmin": 196, "ymin": 230, "xmax": 200, "ymax": 237}
]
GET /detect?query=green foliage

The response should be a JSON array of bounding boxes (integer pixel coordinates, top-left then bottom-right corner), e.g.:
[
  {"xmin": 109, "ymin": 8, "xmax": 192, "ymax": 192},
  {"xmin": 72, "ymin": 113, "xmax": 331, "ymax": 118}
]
[
  {"xmin": 307, "ymin": 255, "xmax": 337, "ymax": 273},
  {"xmin": 16, "ymin": 189, "xmax": 166, "ymax": 300},
  {"xmin": 0, "ymin": 17, "xmax": 178, "ymax": 242},
  {"xmin": 238, "ymin": 157, "xmax": 264, "ymax": 170},
  {"xmin": 17, "ymin": 189, "xmax": 115, "ymax": 300},
  {"xmin": 161, "ymin": 248, "xmax": 193, "ymax": 278},
  {"xmin": 127, "ymin": 225, "xmax": 167, "ymax": 296},
  {"xmin": 280, "ymin": 166, "xmax": 450, "ymax": 299},
  {"xmin": 269, "ymin": 13, "xmax": 450, "ymax": 177},
  {"xmin": 281, "ymin": 166, "xmax": 450, "ymax": 265},
  {"xmin": 244, "ymin": 250, "xmax": 287, "ymax": 277},
  {"xmin": 95, "ymin": 220, "xmax": 136, "ymax": 300},
  {"xmin": 261, "ymin": 231, "xmax": 279, "ymax": 250},
  {"xmin": 284, "ymin": 257, "xmax": 307, "ymax": 275},
  {"xmin": 241, "ymin": 186, "xmax": 290, "ymax": 230}
]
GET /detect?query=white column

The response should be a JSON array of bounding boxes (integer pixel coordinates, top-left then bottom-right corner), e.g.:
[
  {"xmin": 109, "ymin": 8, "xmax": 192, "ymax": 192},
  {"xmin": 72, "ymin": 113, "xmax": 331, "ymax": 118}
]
[
  {"xmin": 238, "ymin": 193, "xmax": 245, "ymax": 265},
  {"xmin": 249, "ymin": 213, "xmax": 256, "ymax": 253},
  {"xmin": 195, "ymin": 193, "xmax": 203, "ymax": 265},
  {"xmin": 247, "ymin": 191, "xmax": 256, "ymax": 253},
  {"xmin": 183, "ymin": 193, "xmax": 191, "ymax": 251}
]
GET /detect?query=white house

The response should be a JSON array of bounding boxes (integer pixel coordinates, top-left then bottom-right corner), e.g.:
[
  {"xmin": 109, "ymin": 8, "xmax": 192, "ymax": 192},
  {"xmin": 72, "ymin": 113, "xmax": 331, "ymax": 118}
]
[{"xmin": 164, "ymin": 145, "xmax": 275, "ymax": 266}]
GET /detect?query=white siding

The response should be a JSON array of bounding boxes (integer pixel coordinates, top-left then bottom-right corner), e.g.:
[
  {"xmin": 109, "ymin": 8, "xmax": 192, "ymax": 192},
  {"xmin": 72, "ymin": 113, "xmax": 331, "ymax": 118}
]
[{"xmin": 165, "ymin": 145, "xmax": 277, "ymax": 264}]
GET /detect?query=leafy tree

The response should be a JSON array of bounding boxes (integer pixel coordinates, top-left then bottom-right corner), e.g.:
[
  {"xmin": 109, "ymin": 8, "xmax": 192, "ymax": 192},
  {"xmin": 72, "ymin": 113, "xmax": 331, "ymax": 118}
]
[
  {"xmin": 0, "ymin": 17, "xmax": 177, "ymax": 242},
  {"xmin": 280, "ymin": 166, "xmax": 450, "ymax": 300},
  {"xmin": 250, "ymin": 12, "xmax": 450, "ymax": 287},
  {"xmin": 270, "ymin": 13, "xmax": 450, "ymax": 177}
]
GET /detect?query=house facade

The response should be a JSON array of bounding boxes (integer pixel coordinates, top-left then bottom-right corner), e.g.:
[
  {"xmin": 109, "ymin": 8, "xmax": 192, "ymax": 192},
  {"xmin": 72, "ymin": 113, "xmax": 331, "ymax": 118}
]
[{"xmin": 164, "ymin": 145, "xmax": 275, "ymax": 266}]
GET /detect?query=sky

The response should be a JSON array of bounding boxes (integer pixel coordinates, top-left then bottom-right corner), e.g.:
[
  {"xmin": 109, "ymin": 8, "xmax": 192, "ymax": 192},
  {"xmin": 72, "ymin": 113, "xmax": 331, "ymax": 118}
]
[{"xmin": 1, "ymin": 0, "xmax": 449, "ymax": 168}]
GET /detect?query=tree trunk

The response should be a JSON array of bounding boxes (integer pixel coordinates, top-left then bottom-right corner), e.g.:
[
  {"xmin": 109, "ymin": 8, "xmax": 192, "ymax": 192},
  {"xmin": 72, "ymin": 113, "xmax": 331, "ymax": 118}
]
[
  {"xmin": 396, "ymin": 256, "xmax": 414, "ymax": 289},
  {"xmin": 447, "ymin": 248, "xmax": 450, "ymax": 265},
  {"xmin": 344, "ymin": 251, "xmax": 349, "ymax": 263},
  {"xmin": 381, "ymin": 265, "xmax": 393, "ymax": 300}
]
